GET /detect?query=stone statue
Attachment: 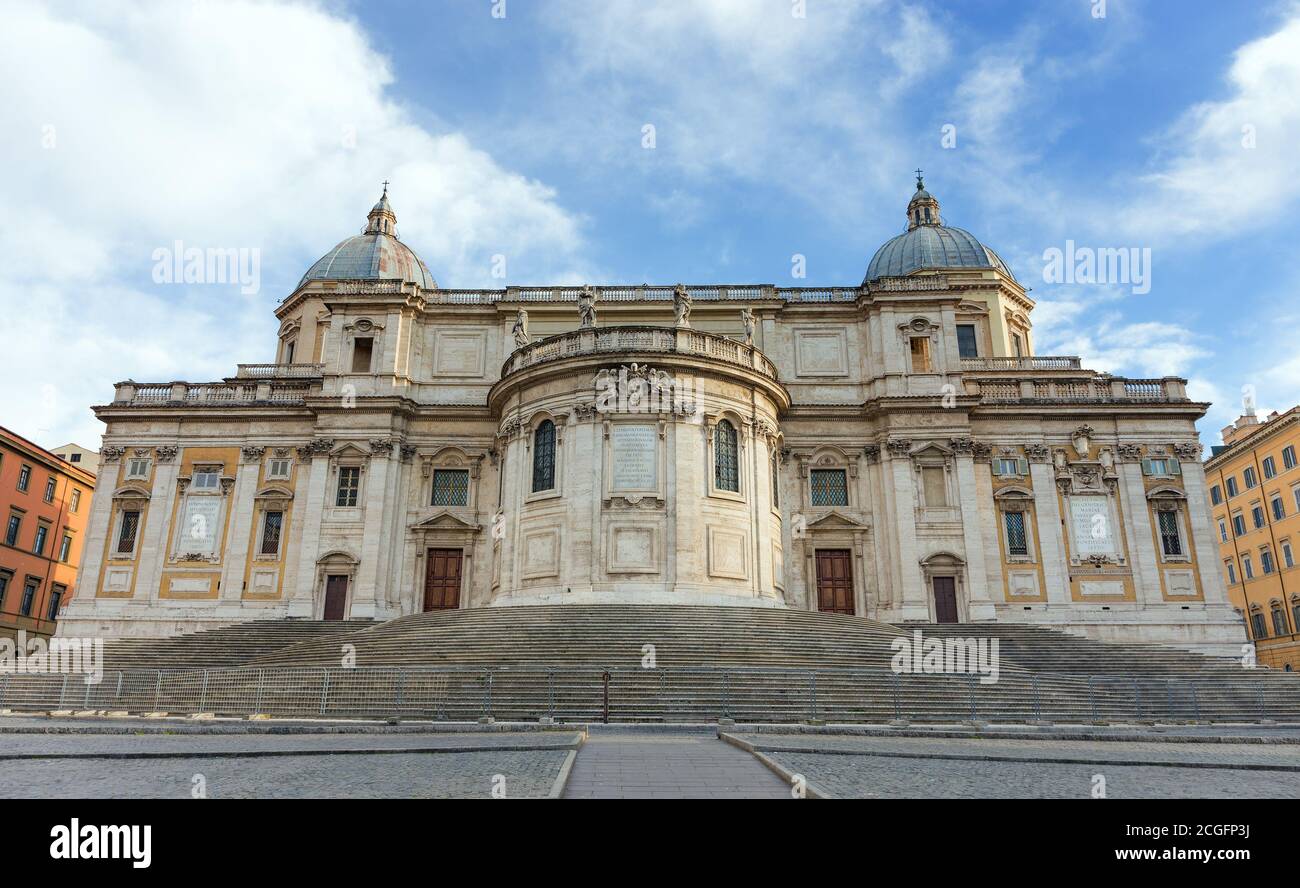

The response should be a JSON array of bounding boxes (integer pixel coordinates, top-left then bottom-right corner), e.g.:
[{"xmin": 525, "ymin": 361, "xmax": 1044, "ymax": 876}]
[
  {"xmin": 511, "ymin": 308, "xmax": 530, "ymax": 349},
  {"xmin": 740, "ymin": 307, "xmax": 755, "ymax": 345},
  {"xmin": 673, "ymin": 284, "xmax": 691, "ymax": 328},
  {"xmin": 578, "ymin": 286, "xmax": 597, "ymax": 328}
]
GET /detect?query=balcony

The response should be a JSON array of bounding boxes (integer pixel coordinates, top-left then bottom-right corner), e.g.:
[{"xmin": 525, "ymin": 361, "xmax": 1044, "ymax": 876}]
[
  {"xmin": 235, "ymin": 363, "xmax": 325, "ymax": 379},
  {"xmin": 966, "ymin": 375, "xmax": 1189, "ymax": 405},
  {"xmin": 501, "ymin": 325, "xmax": 780, "ymax": 382},
  {"xmin": 960, "ymin": 356, "xmax": 1082, "ymax": 371},
  {"xmin": 109, "ymin": 378, "xmax": 319, "ymax": 407}
]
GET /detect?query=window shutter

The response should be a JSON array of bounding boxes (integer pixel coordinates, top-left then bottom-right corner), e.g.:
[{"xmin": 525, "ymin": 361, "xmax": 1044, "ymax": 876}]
[
  {"xmin": 1141, "ymin": 457, "xmax": 1152, "ymax": 475},
  {"xmin": 1169, "ymin": 459, "xmax": 1181, "ymax": 475},
  {"xmin": 1017, "ymin": 458, "xmax": 1029, "ymax": 476}
]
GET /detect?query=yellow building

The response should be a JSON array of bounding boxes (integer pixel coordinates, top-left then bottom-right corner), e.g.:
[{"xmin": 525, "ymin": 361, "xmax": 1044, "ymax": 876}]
[{"xmin": 1205, "ymin": 406, "xmax": 1300, "ymax": 670}]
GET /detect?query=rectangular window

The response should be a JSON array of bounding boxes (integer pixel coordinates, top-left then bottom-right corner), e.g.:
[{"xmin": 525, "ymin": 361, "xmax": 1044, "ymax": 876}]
[
  {"xmin": 1263, "ymin": 456, "xmax": 1277, "ymax": 479},
  {"xmin": 1285, "ymin": 446, "xmax": 1297, "ymax": 470},
  {"xmin": 1225, "ymin": 560, "xmax": 1237, "ymax": 585},
  {"xmin": 1218, "ymin": 518, "xmax": 1228, "ymax": 543},
  {"xmin": 351, "ymin": 337, "xmax": 374, "ymax": 373},
  {"xmin": 126, "ymin": 458, "xmax": 151, "ymax": 479},
  {"xmin": 1226, "ymin": 477, "xmax": 1239, "ymax": 497},
  {"xmin": 1272, "ymin": 609, "xmax": 1287, "ymax": 636},
  {"xmin": 1252, "ymin": 506, "xmax": 1265, "ymax": 529},
  {"xmin": 59, "ymin": 534, "xmax": 72, "ymax": 563},
  {"xmin": 1011, "ymin": 333, "xmax": 1023, "ymax": 357},
  {"xmin": 1157, "ymin": 510, "xmax": 1182, "ymax": 557},
  {"xmin": 431, "ymin": 470, "xmax": 470, "ymax": 507},
  {"xmin": 191, "ymin": 468, "xmax": 221, "ymax": 490},
  {"xmin": 5, "ymin": 514, "xmax": 20, "ymax": 546},
  {"xmin": 1243, "ymin": 554, "xmax": 1254, "ymax": 579},
  {"xmin": 1232, "ymin": 514, "xmax": 1246, "ymax": 536},
  {"xmin": 1284, "ymin": 540, "xmax": 1295, "ymax": 569},
  {"xmin": 909, "ymin": 336, "xmax": 931, "ymax": 372},
  {"xmin": 69, "ymin": 453, "xmax": 81, "ymax": 463},
  {"xmin": 47, "ymin": 585, "xmax": 64, "ymax": 621},
  {"xmin": 1273, "ymin": 497, "xmax": 1285, "ymax": 521},
  {"xmin": 1261, "ymin": 548, "xmax": 1275, "ymax": 574},
  {"xmin": 17, "ymin": 464, "xmax": 31, "ymax": 491},
  {"xmin": 1146, "ymin": 458, "xmax": 1168, "ymax": 475},
  {"xmin": 1294, "ymin": 486, "xmax": 1300, "ymax": 514},
  {"xmin": 1244, "ymin": 467, "xmax": 1257, "ymax": 489},
  {"xmin": 336, "ymin": 466, "xmax": 361, "ymax": 507},
  {"xmin": 20, "ymin": 579, "xmax": 37, "ymax": 616},
  {"xmin": 259, "ymin": 510, "xmax": 283, "ymax": 556},
  {"xmin": 956, "ymin": 324, "xmax": 979, "ymax": 359},
  {"xmin": 70, "ymin": 488, "xmax": 81, "ymax": 513},
  {"xmin": 32, "ymin": 524, "xmax": 48, "ymax": 556},
  {"xmin": 810, "ymin": 469, "xmax": 848, "ymax": 507},
  {"xmin": 267, "ymin": 458, "xmax": 292, "ymax": 480},
  {"xmin": 1251, "ymin": 612, "xmax": 1267, "ymax": 639},
  {"xmin": 116, "ymin": 510, "xmax": 140, "ymax": 555},
  {"xmin": 921, "ymin": 466, "xmax": 947, "ymax": 507},
  {"xmin": 43, "ymin": 477, "xmax": 56, "ymax": 503},
  {"xmin": 1210, "ymin": 485, "xmax": 1222, "ymax": 505},
  {"xmin": 1004, "ymin": 511, "xmax": 1028, "ymax": 557},
  {"xmin": 996, "ymin": 458, "xmax": 1026, "ymax": 477}
]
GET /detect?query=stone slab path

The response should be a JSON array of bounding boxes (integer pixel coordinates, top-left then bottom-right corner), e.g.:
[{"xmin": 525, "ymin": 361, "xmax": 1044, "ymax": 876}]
[{"xmin": 562, "ymin": 731, "xmax": 790, "ymax": 799}]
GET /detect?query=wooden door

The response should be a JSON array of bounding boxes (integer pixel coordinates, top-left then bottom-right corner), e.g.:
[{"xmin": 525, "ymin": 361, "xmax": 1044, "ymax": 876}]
[
  {"xmin": 815, "ymin": 549, "xmax": 855, "ymax": 615},
  {"xmin": 424, "ymin": 548, "xmax": 463, "ymax": 611},
  {"xmin": 323, "ymin": 575, "xmax": 348, "ymax": 621},
  {"xmin": 932, "ymin": 576, "xmax": 959, "ymax": 623}
]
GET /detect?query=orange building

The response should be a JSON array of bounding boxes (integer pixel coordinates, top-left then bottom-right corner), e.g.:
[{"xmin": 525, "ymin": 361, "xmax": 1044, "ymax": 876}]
[
  {"xmin": 1205, "ymin": 406, "xmax": 1300, "ymax": 670},
  {"xmin": 0, "ymin": 426, "xmax": 97, "ymax": 639}
]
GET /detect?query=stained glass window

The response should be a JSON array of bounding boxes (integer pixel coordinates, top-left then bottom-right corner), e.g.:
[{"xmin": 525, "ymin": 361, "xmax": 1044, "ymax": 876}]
[
  {"xmin": 532, "ymin": 421, "xmax": 556, "ymax": 492},
  {"xmin": 810, "ymin": 469, "xmax": 847, "ymax": 506},
  {"xmin": 714, "ymin": 420, "xmax": 739, "ymax": 492},
  {"xmin": 432, "ymin": 469, "xmax": 470, "ymax": 506}
]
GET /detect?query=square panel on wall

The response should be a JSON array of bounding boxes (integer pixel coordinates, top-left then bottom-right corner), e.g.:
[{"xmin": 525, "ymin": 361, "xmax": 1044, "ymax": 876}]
[
  {"xmin": 520, "ymin": 526, "xmax": 561, "ymax": 579},
  {"xmin": 432, "ymin": 329, "xmax": 487, "ymax": 378},
  {"xmin": 606, "ymin": 523, "xmax": 660, "ymax": 574},
  {"xmin": 793, "ymin": 328, "xmax": 849, "ymax": 378},
  {"xmin": 707, "ymin": 526, "xmax": 750, "ymax": 581}
]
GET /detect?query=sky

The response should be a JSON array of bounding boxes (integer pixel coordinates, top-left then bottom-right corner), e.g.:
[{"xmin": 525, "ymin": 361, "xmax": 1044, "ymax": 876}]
[{"xmin": 3, "ymin": 0, "xmax": 1299, "ymax": 450}]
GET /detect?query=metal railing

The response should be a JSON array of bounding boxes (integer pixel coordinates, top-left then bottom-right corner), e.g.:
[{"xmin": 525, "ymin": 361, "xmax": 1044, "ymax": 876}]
[{"xmin": 0, "ymin": 665, "xmax": 1293, "ymax": 724}]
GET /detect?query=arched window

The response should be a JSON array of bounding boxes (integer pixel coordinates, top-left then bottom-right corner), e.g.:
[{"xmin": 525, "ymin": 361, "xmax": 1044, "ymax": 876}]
[
  {"xmin": 714, "ymin": 420, "xmax": 739, "ymax": 492},
  {"xmin": 532, "ymin": 420, "xmax": 556, "ymax": 492}
]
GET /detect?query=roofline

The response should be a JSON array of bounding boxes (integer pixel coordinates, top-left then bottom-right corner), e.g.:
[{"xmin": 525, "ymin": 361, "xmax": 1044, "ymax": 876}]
[
  {"xmin": 1205, "ymin": 405, "xmax": 1300, "ymax": 468},
  {"xmin": 0, "ymin": 425, "xmax": 98, "ymax": 486}
]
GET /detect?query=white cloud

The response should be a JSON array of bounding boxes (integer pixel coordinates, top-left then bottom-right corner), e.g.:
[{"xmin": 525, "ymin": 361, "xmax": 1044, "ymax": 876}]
[
  {"xmin": 0, "ymin": 0, "xmax": 588, "ymax": 447},
  {"xmin": 1126, "ymin": 8, "xmax": 1300, "ymax": 240}
]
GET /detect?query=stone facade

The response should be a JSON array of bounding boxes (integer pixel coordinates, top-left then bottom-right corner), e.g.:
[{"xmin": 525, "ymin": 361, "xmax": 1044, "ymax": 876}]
[{"xmin": 59, "ymin": 187, "xmax": 1244, "ymax": 655}]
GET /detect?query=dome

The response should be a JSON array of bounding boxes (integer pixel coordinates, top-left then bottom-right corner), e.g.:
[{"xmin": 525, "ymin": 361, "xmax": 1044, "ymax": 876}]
[
  {"xmin": 298, "ymin": 187, "xmax": 437, "ymax": 290},
  {"xmin": 864, "ymin": 174, "xmax": 1015, "ymax": 283}
]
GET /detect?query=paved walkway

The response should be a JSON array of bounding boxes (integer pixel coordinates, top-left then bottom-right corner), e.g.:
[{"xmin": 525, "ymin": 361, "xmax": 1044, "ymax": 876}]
[{"xmin": 563, "ymin": 731, "xmax": 790, "ymax": 799}]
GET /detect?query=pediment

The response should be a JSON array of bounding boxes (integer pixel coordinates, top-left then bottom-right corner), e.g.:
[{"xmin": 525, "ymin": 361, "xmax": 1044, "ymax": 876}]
[
  {"xmin": 805, "ymin": 510, "xmax": 869, "ymax": 530},
  {"xmin": 411, "ymin": 511, "xmax": 481, "ymax": 533},
  {"xmin": 911, "ymin": 441, "xmax": 953, "ymax": 457},
  {"xmin": 330, "ymin": 441, "xmax": 370, "ymax": 458}
]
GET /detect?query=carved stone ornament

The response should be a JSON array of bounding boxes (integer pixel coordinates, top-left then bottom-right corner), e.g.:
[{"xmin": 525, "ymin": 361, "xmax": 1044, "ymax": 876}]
[
  {"xmin": 297, "ymin": 438, "xmax": 334, "ymax": 459},
  {"xmin": 886, "ymin": 438, "xmax": 913, "ymax": 457},
  {"xmin": 572, "ymin": 403, "xmax": 599, "ymax": 420},
  {"xmin": 241, "ymin": 446, "xmax": 266, "ymax": 464},
  {"xmin": 948, "ymin": 436, "xmax": 975, "ymax": 455},
  {"xmin": 1117, "ymin": 443, "xmax": 1144, "ymax": 461},
  {"xmin": 369, "ymin": 438, "xmax": 395, "ymax": 456},
  {"xmin": 971, "ymin": 441, "xmax": 992, "ymax": 462},
  {"xmin": 1071, "ymin": 425, "xmax": 1095, "ymax": 459},
  {"xmin": 1172, "ymin": 442, "xmax": 1203, "ymax": 460},
  {"xmin": 400, "ymin": 444, "xmax": 418, "ymax": 463},
  {"xmin": 101, "ymin": 446, "xmax": 126, "ymax": 463},
  {"xmin": 862, "ymin": 444, "xmax": 881, "ymax": 464},
  {"xmin": 154, "ymin": 445, "xmax": 179, "ymax": 464},
  {"xmin": 1023, "ymin": 443, "xmax": 1050, "ymax": 463}
]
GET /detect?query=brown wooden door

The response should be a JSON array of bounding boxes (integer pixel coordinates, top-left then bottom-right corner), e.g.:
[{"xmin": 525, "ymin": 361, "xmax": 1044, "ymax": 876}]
[
  {"xmin": 815, "ymin": 549, "xmax": 855, "ymax": 615},
  {"xmin": 424, "ymin": 548, "xmax": 463, "ymax": 611},
  {"xmin": 323, "ymin": 575, "xmax": 348, "ymax": 621},
  {"xmin": 932, "ymin": 576, "xmax": 959, "ymax": 623}
]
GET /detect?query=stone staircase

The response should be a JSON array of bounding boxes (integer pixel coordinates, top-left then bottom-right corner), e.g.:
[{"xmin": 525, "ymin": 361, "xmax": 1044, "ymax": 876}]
[
  {"xmin": 7, "ymin": 607, "xmax": 1294, "ymax": 723},
  {"xmin": 98, "ymin": 620, "xmax": 373, "ymax": 672}
]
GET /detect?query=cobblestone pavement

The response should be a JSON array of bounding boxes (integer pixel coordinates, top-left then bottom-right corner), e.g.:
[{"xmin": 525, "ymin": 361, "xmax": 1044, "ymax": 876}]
[
  {"xmin": 564, "ymin": 733, "xmax": 790, "ymax": 799},
  {"xmin": 0, "ymin": 730, "xmax": 578, "ymax": 799},
  {"xmin": 733, "ymin": 733, "xmax": 1300, "ymax": 799}
]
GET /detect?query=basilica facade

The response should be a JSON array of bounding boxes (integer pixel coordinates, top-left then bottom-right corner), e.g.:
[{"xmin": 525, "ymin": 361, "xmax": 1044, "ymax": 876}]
[{"xmin": 59, "ymin": 180, "xmax": 1245, "ymax": 655}]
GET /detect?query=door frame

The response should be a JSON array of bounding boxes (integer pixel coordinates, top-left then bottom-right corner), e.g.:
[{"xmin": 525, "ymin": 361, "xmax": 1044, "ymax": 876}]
[
  {"xmin": 322, "ymin": 573, "xmax": 350, "ymax": 621},
  {"xmin": 423, "ymin": 547, "xmax": 465, "ymax": 611},
  {"xmin": 813, "ymin": 547, "xmax": 856, "ymax": 615},
  {"xmin": 314, "ymin": 550, "xmax": 359, "ymax": 620},
  {"xmin": 920, "ymin": 551, "xmax": 967, "ymax": 623}
]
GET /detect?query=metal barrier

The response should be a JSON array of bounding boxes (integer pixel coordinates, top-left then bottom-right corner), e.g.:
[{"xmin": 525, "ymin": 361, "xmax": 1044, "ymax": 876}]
[{"xmin": 0, "ymin": 665, "xmax": 1295, "ymax": 723}]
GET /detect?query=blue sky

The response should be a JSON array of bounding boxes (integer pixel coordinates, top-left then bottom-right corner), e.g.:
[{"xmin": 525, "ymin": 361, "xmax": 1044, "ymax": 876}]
[{"xmin": 3, "ymin": 0, "xmax": 1300, "ymax": 448}]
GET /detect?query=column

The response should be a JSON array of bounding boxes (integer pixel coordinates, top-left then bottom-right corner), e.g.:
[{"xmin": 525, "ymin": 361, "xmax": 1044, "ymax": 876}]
[
  {"xmin": 954, "ymin": 451, "xmax": 996, "ymax": 621},
  {"xmin": 1029, "ymin": 459, "xmax": 1070, "ymax": 606},
  {"xmin": 886, "ymin": 440, "xmax": 927, "ymax": 620},
  {"xmin": 1117, "ymin": 460, "xmax": 1162, "ymax": 606},
  {"xmin": 289, "ymin": 447, "xmax": 330, "ymax": 617},
  {"xmin": 218, "ymin": 449, "xmax": 264, "ymax": 601},
  {"xmin": 350, "ymin": 445, "xmax": 393, "ymax": 618}
]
